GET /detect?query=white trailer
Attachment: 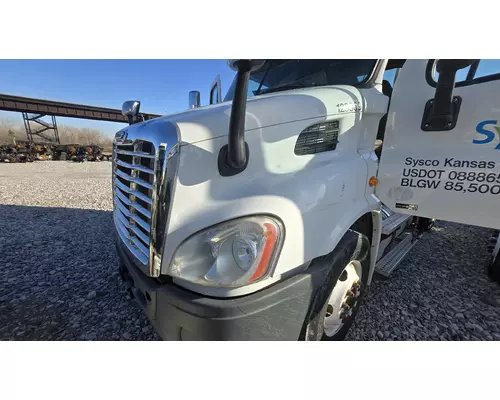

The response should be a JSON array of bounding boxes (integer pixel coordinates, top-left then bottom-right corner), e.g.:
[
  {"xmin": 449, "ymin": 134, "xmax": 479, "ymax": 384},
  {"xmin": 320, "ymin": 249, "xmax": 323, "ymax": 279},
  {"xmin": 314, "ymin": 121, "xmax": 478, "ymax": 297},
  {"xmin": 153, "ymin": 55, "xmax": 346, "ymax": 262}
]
[{"xmin": 113, "ymin": 59, "xmax": 500, "ymax": 340}]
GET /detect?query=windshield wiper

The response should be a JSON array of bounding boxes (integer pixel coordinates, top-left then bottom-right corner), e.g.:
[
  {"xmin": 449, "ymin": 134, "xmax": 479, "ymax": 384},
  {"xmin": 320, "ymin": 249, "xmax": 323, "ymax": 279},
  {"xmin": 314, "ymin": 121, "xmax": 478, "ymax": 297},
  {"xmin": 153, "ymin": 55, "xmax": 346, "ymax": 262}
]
[{"xmin": 257, "ymin": 82, "xmax": 308, "ymax": 95}]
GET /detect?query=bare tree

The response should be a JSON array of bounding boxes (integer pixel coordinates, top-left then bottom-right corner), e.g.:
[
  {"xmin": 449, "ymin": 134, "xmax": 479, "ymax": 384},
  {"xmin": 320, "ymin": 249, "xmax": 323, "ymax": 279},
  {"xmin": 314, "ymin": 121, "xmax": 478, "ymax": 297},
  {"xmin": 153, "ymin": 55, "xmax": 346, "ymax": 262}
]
[{"xmin": 0, "ymin": 118, "xmax": 23, "ymax": 144}]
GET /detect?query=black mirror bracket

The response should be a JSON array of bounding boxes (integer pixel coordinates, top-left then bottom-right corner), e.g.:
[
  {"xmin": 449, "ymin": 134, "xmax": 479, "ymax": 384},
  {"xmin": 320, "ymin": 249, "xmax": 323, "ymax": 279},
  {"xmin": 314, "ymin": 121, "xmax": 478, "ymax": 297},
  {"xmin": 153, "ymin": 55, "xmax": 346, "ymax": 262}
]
[
  {"xmin": 421, "ymin": 95, "xmax": 462, "ymax": 131},
  {"xmin": 421, "ymin": 59, "xmax": 478, "ymax": 132},
  {"xmin": 218, "ymin": 142, "xmax": 250, "ymax": 177}
]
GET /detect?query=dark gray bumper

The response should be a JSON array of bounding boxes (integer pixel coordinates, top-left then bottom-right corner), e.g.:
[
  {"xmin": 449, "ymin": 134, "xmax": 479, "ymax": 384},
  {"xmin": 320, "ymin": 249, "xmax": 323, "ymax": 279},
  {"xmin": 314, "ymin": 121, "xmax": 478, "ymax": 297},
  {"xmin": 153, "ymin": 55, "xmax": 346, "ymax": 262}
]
[{"xmin": 116, "ymin": 239, "xmax": 327, "ymax": 341}]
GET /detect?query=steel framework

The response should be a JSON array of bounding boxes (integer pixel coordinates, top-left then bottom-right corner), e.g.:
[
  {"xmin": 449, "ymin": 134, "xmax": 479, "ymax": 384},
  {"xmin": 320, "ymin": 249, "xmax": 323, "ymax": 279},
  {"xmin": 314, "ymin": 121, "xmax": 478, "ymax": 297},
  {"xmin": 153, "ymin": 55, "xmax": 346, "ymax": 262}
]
[
  {"xmin": 22, "ymin": 113, "xmax": 60, "ymax": 143},
  {"xmin": 0, "ymin": 93, "xmax": 161, "ymax": 143}
]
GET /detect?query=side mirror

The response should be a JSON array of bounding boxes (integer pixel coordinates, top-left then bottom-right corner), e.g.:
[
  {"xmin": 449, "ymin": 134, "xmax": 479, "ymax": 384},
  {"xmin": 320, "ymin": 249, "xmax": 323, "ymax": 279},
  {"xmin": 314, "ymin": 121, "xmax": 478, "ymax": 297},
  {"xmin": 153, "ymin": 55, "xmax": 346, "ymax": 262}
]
[
  {"xmin": 122, "ymin": 100, "xmax": 141, "ymax": 125},
  {"xmin": 422, "ymin": 59, "xmax": 479, "ymax": 131},
  {"xmin": 436, "ymin": 59, "xmax": 477, "ymax": 74},
  {"xmin": 228, "ymin": 59, "xmax": 266, "ymax": 72},
  {"xmin": 189, "ymin": 91, "xmax": 200, "ymax": 109}
]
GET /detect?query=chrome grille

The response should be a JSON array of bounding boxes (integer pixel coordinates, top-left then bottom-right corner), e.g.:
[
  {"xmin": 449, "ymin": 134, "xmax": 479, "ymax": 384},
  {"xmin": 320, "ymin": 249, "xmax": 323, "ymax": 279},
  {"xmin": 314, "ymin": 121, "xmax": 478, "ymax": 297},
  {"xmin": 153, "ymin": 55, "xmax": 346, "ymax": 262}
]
[
  {"xmin": 112, "ymin": 120, "xmax": 179, "ymax": 278},
  {"xmin": 113, "ymin": 140, "xmax": 155, "ymax": 266}
]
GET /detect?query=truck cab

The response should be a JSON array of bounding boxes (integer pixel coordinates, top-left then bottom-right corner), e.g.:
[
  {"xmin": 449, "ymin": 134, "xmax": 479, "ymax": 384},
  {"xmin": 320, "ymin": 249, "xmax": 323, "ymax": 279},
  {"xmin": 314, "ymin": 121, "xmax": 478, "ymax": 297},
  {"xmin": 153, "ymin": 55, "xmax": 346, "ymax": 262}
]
[{"xmin": 112, "ymin": 59, "xmax": 500, "ymax": 341}]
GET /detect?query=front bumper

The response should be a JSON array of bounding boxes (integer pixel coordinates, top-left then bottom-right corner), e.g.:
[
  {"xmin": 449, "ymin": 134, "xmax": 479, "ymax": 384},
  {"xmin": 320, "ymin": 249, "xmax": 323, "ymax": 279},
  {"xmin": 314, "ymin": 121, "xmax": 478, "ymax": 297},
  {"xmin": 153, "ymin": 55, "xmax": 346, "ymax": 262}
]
[{"xmin": 116, "ymin": 239, "xmax": 326, "ymax": 341}]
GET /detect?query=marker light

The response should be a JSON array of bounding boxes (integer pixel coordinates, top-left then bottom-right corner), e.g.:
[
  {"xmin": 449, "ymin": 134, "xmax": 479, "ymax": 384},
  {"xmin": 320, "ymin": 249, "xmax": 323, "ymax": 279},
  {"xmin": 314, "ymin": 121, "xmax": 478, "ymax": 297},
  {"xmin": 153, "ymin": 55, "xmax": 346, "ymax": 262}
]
[{"xmin": 369, "ymin": 176, "xmax": 379, "ymax": 187}]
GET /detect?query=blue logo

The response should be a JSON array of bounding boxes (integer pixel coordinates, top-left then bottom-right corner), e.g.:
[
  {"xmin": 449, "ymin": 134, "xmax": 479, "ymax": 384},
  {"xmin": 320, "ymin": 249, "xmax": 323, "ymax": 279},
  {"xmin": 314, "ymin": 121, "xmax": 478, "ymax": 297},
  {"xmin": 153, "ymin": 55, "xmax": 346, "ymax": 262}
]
[{"xmin": 474, "ymin": 120, "xmax": 500, "ymax": 149}]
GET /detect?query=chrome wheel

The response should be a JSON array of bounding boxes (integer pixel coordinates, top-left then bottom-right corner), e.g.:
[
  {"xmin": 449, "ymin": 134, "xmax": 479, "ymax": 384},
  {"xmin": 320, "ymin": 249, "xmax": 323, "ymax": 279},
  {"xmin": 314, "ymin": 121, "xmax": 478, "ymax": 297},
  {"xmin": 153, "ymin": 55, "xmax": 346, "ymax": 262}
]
[{"xmin": 323, "ymin": 260, "xmax": 363, "ymax": 338}]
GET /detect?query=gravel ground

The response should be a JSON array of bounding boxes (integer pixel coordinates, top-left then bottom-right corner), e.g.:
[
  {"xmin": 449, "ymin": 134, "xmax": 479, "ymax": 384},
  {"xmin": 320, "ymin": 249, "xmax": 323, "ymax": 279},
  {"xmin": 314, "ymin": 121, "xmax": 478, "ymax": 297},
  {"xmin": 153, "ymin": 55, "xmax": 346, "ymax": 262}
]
[
  {"xmin": 347, "ymin": 224, "xmax": 500, "ymax": 341},
  {"xmin": 0, "ymin": 162, "xmax": 159, "ymax": 340},
  {"xmin": 1, "ymin": 162, "xmax": 500, "ymax": 341}
]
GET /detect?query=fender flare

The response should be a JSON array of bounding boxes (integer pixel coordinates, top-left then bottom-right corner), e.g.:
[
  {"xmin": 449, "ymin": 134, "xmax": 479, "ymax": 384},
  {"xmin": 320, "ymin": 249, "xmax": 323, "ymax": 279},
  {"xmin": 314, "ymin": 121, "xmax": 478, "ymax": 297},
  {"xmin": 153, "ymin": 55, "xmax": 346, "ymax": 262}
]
[{"xmin": 315, "ymin": 206, "xmax": 382, "ymax": 286}]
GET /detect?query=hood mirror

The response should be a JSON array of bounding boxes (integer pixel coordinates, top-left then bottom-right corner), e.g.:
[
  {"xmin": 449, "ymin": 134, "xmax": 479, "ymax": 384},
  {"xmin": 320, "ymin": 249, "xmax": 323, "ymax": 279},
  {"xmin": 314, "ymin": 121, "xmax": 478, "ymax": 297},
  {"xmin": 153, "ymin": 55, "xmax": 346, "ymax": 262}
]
[
  {"xmin": 122, "ymin": 100, "xmax": 141, "ymax": 125},
  {"xmin": 228, "ymin": 59, "xmax": 266, "ymax": 72}
]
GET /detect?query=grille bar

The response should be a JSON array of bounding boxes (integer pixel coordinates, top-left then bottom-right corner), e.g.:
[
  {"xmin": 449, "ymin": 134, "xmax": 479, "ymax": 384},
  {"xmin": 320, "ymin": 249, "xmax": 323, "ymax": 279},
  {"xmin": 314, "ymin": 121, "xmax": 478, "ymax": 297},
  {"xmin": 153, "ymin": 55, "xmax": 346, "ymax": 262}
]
[
  {"xmin": 115, "ymin": 159, "xmax": 154, "ymax": 175},
  {"xmin": 114, "ymin": 214, "xmax": 149, "ymax": 265},
  {"xmin": 114, "ymin": 178, "xmax": 153, "ymax": 205},
  {"xmin": 114, "ymin": 192, "xmax": 152, "ymax": 219},
  {"xmin": 115, "ymin": 168, "xmax": 153, "ymax": 190},
  {"xmin": 130, "ymin": 236, "xmax": 149, "ymax": 257},
  {"xmin": 129, "ymin": 224, "xmax": 150, "ymax": 246},
  {"xmin": 115, "ymin": 203, "xmax": 151, "ymax": 233},
  {"xmin": 115, "ymin": 210, "xmax": 150, "ymax": 244},
  {"xmin": 115, "ymin": 149, "xmax": 155, "ymax": 158}
]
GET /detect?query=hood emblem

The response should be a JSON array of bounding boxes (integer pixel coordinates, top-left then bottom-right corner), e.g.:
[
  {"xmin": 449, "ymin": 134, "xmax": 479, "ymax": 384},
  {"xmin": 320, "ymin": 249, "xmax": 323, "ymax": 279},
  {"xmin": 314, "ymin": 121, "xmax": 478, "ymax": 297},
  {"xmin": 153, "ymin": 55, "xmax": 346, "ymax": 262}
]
[{"xmin": 116, "ymin": 130, "xmax": 128, "ymax": 142}]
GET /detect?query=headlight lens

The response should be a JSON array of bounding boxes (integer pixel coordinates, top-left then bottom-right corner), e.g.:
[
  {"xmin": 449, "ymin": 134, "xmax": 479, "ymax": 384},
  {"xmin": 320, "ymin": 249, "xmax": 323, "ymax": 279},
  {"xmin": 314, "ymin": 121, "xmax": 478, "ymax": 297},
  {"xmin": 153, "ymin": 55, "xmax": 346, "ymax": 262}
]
[{"xmin": 169, "ymin": 216, "xmax": 283, "ymax": 288}]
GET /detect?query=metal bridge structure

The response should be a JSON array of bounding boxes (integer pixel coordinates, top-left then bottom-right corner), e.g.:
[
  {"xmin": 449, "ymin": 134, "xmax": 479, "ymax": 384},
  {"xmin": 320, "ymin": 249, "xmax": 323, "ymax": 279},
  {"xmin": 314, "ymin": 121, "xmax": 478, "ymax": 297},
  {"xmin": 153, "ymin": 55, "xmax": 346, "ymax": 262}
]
[{"xmin": 0, "ymin": 94, "xmax": 161, "ymax": 144}]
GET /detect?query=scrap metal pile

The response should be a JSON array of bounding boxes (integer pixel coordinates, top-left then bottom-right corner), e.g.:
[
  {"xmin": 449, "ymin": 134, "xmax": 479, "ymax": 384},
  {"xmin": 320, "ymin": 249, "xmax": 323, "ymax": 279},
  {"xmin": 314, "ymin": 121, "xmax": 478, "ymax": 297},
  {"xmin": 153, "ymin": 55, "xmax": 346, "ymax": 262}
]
[{"xmin": 0, "ymin": 141, "xmax": 112, "ymax": 163}]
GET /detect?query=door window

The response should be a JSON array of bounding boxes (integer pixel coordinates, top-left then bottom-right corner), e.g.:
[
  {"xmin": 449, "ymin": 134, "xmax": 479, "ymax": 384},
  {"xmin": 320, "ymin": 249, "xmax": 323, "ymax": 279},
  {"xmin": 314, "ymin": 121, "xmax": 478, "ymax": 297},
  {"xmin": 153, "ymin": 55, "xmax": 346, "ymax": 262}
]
[{"xmin": 427, "ymin": 59, "xmax": 500, "ymax": 87}]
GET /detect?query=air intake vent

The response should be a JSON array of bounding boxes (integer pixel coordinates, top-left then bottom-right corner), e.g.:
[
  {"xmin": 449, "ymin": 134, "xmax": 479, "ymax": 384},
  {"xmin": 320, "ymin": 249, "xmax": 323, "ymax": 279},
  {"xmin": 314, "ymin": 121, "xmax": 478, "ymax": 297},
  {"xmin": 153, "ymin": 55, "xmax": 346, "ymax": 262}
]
[{"xmin": 294, "ymin": 120, "xmax": 340, "ymax": 155}]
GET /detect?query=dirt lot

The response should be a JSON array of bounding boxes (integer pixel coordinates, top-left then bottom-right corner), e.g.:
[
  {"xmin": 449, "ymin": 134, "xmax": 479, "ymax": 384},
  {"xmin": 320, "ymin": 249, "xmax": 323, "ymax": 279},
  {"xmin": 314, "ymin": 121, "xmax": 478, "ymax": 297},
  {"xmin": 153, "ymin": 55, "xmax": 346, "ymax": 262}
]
[{"xmin": 1, "ymin": 162, "xmax": 500, "ymax": 340}]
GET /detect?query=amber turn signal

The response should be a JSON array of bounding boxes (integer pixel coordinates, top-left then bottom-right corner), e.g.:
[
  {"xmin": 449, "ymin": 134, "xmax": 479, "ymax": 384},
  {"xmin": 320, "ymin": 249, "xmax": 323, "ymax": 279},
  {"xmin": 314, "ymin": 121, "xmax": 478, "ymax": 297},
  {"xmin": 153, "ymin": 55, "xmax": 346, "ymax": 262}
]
[{"xmin": 369, "ymin": 176, "xmax": 379, "ymax": 187}]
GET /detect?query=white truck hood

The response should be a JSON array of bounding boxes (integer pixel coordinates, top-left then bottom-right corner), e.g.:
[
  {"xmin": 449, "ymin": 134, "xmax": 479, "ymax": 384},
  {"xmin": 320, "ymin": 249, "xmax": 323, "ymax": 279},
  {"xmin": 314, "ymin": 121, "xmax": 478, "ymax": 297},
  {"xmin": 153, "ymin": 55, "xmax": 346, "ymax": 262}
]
[{"xmin": 126, "ymin": 85, "xmax": 370, "ymax": 144}]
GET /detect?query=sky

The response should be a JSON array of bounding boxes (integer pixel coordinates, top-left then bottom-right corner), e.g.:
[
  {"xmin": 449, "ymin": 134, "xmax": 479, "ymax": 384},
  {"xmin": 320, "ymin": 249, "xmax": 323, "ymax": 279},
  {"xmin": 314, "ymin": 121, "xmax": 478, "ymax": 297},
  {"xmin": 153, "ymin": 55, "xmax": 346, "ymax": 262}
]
[{"xmin": 0, "ymin": 60, "xmax": 237, "ymax": 136}]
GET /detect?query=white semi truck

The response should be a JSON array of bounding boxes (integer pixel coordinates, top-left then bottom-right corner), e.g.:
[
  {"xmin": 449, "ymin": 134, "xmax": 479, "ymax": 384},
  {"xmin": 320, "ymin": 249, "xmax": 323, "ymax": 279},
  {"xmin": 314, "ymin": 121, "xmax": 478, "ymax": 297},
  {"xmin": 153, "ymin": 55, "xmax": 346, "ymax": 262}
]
[{"xmin": 113, "ymin": 59, "xmax": 500, "ymax": 340}]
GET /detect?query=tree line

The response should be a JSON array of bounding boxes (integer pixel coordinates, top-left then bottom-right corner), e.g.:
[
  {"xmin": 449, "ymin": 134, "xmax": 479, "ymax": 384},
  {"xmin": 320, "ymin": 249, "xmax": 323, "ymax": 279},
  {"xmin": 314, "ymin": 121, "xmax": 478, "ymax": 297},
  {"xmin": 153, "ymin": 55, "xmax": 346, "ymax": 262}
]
[{"xmin": 0, "ymin": 117, "xmax": 113, "ymax": 151}]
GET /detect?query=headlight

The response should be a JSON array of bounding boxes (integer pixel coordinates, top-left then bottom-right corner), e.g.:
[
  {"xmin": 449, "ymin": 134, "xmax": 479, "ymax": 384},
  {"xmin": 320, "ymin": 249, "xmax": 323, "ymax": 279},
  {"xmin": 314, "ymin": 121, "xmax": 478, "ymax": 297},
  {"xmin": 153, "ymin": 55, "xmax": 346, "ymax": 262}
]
[{"xmin": 169, "ymin": 216, "xmax": 283, "ymax": 288}]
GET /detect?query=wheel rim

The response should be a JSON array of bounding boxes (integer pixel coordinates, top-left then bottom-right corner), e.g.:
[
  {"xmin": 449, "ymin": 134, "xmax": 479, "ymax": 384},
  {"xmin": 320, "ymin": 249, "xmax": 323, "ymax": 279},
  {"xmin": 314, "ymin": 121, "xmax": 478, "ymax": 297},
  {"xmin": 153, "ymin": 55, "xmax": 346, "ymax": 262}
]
[{"xmin": 323, "ymin": 260, "xmax": 362, "ymax": 337}]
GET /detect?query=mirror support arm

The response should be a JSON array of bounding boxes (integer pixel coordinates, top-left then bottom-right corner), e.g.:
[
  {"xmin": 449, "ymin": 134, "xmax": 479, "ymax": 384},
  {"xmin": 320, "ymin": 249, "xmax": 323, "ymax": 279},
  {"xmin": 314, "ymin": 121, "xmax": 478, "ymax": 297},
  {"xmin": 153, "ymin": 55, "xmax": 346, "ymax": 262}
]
[
  {"xmin": 432, "ymin": 72, "xmax": 456, "ymax": 122},
  {"xmin": 218, "ymin": 59, "xmax": 263, "ymax": 177}
]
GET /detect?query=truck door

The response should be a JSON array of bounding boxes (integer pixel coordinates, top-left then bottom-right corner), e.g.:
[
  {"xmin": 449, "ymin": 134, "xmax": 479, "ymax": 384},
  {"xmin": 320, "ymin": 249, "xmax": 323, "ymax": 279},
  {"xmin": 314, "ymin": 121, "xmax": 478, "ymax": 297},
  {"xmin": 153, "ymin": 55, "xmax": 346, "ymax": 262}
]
[{"xmin": 377, "ymin": 59, "xmax": 500, "ymax": 229}]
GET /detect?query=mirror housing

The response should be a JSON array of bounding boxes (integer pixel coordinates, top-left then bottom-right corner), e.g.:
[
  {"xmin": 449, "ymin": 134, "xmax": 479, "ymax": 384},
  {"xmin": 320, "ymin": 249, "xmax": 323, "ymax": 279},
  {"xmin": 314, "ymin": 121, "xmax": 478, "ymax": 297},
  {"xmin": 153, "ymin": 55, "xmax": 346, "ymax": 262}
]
[
  {"xmin": 228, "ymin": 59, "xmax": 266, "ymax": 72},
  {"xmin": 421, "ymin": 59, "xmax": 479, "ymax": 131},
  {"xmin": 189, "ymin": 91, "xmax": 200, "ymax": 109},
  {"xmin": 436, "ymin": 59, "xmax": 477, "ymax": 74},
  {"xmin": 122, "ymin": 100, "xmax": 141, "ymax": 125}
]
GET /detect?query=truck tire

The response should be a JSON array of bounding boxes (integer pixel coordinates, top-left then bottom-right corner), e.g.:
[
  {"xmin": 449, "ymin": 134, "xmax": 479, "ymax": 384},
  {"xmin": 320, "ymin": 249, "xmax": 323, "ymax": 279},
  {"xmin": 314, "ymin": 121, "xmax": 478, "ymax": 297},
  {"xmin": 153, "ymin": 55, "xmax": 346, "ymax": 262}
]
[
  {"xmin": 488, "ymin": 252, "xmax": 500, "ymax": 284},
  {"xmin": 300, "ymin": 229, "xmax": 370, "ymax": 341},
  {"xmin": 415, "ymin": 217, "xmax": 435, "ymax": 232},
  {"xmin": 421, "ymin": 218, "xmax": 435, "ymax": 232}
]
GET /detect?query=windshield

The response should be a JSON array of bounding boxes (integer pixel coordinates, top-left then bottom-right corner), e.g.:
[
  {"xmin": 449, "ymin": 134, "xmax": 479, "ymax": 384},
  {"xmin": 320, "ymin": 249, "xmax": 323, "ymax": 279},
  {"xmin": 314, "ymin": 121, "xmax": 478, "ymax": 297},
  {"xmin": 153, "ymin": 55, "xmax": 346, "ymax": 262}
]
[{"xmin": 224, "ymin": 59, "xmax": 377, "ymax": 102}]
